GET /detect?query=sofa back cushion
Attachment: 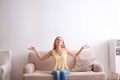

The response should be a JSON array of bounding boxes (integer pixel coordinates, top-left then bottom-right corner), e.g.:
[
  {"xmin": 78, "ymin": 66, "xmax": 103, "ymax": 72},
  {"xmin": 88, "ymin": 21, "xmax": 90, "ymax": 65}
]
[
  {"xmin": 28, "ymin": 51, "xmax": 76, "ymax": 71},
  {"xmin": 71, "ymin": 49, "xmax": 96, "ymax": 72}
]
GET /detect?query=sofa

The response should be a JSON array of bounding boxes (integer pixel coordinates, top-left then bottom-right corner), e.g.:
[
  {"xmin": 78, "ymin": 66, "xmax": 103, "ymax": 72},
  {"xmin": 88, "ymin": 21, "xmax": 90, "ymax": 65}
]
[
  {"xmin": 23, "ymin": 49, "xmax": 106, "ymax": 80},
  {"xmin": 0, "ymin": 50, "xmax": 12, "ymax": 80}
]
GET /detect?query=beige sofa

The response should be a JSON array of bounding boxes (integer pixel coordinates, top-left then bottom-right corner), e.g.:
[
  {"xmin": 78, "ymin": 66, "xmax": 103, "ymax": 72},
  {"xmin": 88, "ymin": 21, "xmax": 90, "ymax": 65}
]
[
  {"xmin": 23, "ymin": 49, "xmax": 106, "ymax": 80},
  {"xmin": 0, "ymin": 50, "xmax": 12, "ymax": 80}
]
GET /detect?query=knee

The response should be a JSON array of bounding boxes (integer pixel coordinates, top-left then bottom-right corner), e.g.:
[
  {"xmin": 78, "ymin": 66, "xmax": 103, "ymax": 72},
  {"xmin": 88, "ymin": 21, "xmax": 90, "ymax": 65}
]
[
  {"xmin": 60, "ymin": 70, "xmax": 66, "ymax": 75},
  {"xmin": 52, "ymin": 70, "xmax": 60, "ymax": 75},
  {"xmin": 60, "ymin": 70, "xmax": 70, "ymax": 75},
  {"xmin": 60, "ymin": 70, "xmax": 65, "ymax": 74}
]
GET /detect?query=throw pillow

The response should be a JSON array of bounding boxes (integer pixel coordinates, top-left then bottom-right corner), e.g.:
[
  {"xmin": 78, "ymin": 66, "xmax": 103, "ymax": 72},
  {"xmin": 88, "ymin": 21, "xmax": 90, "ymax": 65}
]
[{"xmin": 71, "ymin": 49, "xmax": 96, "ymax": 72}]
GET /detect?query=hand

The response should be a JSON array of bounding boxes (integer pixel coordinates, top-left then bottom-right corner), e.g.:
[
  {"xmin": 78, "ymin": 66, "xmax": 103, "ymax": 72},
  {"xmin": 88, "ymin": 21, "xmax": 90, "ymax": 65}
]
[
  {"xmin": 82, "ymin": 45, "xmax": 89, "ymax": 49},
  {"xmin": 27, "ymin": 46, "xmax": 36, "ymax": 51}
]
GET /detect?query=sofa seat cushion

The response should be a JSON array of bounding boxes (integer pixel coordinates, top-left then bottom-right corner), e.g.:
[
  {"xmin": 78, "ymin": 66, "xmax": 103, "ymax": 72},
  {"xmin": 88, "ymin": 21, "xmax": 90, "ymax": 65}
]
[
  {"xmin": 23, "ymin": 71, "xmax": 53, "ymax": 77},
  {"xmin": 23, "ymin": 71, "xmax": 53, "ymax": 80},
  {"xmin": 69, "ymin": 72, "xmax": 106, "ymax": 80},
  {"xmin": 23, "ymin": 71, "xmax": 106, "ymax": 80}
]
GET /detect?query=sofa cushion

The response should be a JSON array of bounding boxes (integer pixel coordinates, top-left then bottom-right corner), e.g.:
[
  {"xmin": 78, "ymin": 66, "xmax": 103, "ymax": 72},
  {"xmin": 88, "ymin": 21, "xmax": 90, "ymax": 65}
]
[
  {"xmin": 23, "ymin": 71, "xmax": 106, "ymax": 80},
  {"xmin": 71, "ymin": 49, "xmax": 96, "ymax": 72}
]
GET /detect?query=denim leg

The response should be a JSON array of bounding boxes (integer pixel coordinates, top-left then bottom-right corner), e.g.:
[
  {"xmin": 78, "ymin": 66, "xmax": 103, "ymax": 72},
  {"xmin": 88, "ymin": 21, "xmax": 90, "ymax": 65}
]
[
  {"xmin": 52, "ymin": 70, "xmax": 61, "ymax": 80},
  {"xmin": 60, "ymin": 70, "xmax": 70, "ymax": 80}
]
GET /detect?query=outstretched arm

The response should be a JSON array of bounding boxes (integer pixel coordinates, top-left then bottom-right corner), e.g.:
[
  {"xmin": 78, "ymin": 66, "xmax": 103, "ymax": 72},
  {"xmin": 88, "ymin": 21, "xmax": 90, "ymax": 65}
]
[
  {"xmin": 28, "ymin": 47, "xmax": 52, "ymax": 61},
  {"xmin": 67, "ymin": 45, "xmax": 89, "ymax": 58}
]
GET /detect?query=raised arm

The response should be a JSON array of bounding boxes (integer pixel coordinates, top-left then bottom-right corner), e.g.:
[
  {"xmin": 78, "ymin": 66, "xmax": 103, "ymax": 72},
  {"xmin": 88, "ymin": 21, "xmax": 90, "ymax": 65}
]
[
  {"xmin": 28, "ymin": 47, "xmax": 52, "ymax": 61},
  {"xmin": 67, "ymin": 45, "xmax": 89, "ymax": 58}
]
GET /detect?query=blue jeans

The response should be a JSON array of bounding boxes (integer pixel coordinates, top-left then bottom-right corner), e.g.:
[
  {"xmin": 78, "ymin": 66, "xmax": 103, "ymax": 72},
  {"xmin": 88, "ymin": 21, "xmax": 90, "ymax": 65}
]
[{"xmin": 52, "ymin": 70, "xmax": 70, "ymax": 80}]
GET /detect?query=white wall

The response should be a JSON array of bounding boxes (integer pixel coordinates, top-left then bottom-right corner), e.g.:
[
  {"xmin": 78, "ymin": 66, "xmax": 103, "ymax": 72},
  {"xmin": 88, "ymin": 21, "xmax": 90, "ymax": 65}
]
[{"xmin": 0, "ymin": 0, "xmax": 120, "ymax": 80}]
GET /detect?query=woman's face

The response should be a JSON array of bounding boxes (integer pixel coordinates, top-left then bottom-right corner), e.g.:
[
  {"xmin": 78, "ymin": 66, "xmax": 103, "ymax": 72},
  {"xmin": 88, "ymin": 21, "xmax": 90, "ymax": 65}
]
[{"xmin": 55, "ymin": 37, "xmax": 63, "ymax": 47}]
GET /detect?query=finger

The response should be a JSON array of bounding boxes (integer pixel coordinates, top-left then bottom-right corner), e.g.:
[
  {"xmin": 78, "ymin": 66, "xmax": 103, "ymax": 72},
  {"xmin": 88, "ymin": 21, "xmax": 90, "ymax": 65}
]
[
  {"xmin": 27, "ymin": 48, "xmax": 32, "ymax": 50},
  {"xmin": 31, "ymin": 47, "xmax": 35, "ymax": 49},
  {"xmin": 84, "ymin": 45, "xmax": 89, "ymax": 48}
]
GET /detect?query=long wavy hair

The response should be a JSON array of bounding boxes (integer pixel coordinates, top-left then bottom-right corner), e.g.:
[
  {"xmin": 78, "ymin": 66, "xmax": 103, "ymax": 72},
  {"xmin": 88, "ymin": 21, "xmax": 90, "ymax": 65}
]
[{"xmin": 53, "ymin": 36, "xmax": 66, "ymax": 50}]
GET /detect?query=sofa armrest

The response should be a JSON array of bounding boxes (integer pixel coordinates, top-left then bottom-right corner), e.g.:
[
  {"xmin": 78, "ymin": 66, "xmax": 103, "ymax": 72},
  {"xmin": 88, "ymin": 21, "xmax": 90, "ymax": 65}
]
[
  {"xmin": 24, "ymin": 63, "xmax": 35, "ymax": 73},
  {"xmin": 0, "ymin": 63, "xmax": 11, "ymax": 80},
  {"xmin": 92, "ymin": 63, "xmax": 104, "ymax": 72},
  {"xmin": 0, "ymin": 67, "xmax": 3, "ymax": 80}
]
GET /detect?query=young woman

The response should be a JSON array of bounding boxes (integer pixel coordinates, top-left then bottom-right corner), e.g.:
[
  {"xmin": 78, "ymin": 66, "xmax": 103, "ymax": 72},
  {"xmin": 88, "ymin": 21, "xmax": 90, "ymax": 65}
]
[{"xmin": 28, "ymin": 36, "xmax": 89, "ymax": 80}]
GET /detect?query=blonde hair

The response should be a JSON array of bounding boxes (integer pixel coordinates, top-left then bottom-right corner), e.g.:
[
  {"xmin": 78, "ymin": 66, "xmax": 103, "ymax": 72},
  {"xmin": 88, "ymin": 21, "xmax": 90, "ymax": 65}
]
[{"xmin": 53, "ymin": 36, "xmax": 66, "ymax": 50}]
